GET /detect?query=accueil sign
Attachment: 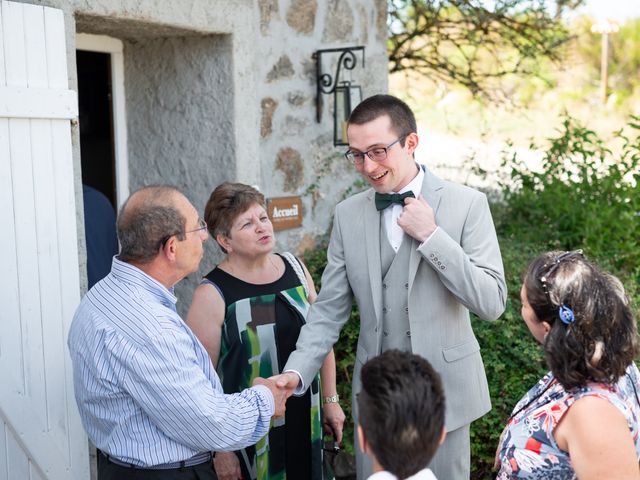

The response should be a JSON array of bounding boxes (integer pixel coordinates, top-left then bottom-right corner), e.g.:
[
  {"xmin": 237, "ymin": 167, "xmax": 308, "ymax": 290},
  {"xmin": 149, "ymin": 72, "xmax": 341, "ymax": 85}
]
[{"xmin": 267, "ymin": 196, "xmax": 303, "ymax": 231}]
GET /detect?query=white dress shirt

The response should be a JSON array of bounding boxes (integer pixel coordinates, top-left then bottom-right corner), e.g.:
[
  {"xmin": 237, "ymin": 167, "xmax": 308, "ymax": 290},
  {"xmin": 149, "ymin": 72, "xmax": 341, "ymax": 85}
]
[
  {"xmin": 367, "ymin": 467, "xmax": 438, "ymax": 480},
  {"xmin": 382, "ymin": 165, "xmax": 425, "ymax": 251},
  {"xmin": 68, "ymin": 257, "xmax": 274, "ymax": 466}
]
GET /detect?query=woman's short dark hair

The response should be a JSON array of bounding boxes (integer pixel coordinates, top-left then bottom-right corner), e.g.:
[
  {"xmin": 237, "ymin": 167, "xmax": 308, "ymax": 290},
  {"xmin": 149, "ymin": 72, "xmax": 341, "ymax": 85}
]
[
  {"xmin": 204, "ymin": 182, "xmax": 265, "ymax": 253},
  {"xmin": 524, "ymin": 251, "xmax": 638, "ymax": 390},
  {"xmin": 357, "ymin": 350, "xmax": 445, "ymax": 479},
  {"xmin": 348, "ymin": 94, "xmax": 417, "ymax": 147},
  {"xmin": 117, "ymin": 186, "xmax": 186, "ymax": 264}
]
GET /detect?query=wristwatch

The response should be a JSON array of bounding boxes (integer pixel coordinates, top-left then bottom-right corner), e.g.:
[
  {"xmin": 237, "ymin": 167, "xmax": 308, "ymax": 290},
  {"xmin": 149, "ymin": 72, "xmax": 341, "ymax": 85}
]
[{"xmin": 323, "ymin": 394, "xmax": 340, "ymax": 404}]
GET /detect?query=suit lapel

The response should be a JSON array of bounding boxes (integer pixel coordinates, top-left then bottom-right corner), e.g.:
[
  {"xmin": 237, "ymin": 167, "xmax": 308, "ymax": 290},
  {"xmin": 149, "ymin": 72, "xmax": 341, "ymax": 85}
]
[
  {"xmin": 408, "ymin": 166, "xmax": 444, "ymax": 291},
  {"xmin": 364, "ymin": 189, "xmax": 383, "ymax": 327}
]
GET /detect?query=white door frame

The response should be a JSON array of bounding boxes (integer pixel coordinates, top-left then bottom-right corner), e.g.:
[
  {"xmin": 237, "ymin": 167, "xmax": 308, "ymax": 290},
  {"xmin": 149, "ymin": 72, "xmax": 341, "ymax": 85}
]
[{"xmin": 76, "ymin": 33, "xmax": 129, "ymax": 207}]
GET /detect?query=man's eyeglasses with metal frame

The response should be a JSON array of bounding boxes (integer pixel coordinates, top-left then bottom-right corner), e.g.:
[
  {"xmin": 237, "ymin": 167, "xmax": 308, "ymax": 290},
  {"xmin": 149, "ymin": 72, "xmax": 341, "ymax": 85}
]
[
  {"xmin": 344, "ymin": 134, "xmax": 408, "ymax": 165},
  {"xmin": 185, "ymin": 218, "xmax": 208, "ymax": 235},
  {"xmin": 160, "ymin": 218, "xmax": 208, "ymax": 249}
]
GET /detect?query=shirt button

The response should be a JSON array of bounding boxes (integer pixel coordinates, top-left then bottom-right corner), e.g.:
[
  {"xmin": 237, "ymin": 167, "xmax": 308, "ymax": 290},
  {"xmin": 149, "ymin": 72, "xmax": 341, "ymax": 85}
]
[
  {"xmin": 382, "ymin": 283, "xmax": 387, "ymax": 289},
  {"xmin": 383, "ymin": 331, "xmax": 389, "ymax": 337},
  {"xmin": 404, "ymin": 283, "xmax": 408, "ymax": 289},
  {"xmin": 374, "ymin": 326, "xmax": 378, "ymax": 332},
  {"xmin": 383, "ymin": 307, "xmax": 388, "ymax": 314},
  {"xmin": 405, "ymin": 307, "xmax": 409, "ymax": 313},
  {"xmin": 406, "ymin": 331, "xmax": 411, "ymax": 337}
]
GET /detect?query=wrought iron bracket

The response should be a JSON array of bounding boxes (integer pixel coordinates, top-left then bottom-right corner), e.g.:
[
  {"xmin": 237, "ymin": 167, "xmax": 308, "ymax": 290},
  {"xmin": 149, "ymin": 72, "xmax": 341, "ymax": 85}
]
[{"xmin": 314, "ymin": 46, "xmax": 365, "ymax": 123}]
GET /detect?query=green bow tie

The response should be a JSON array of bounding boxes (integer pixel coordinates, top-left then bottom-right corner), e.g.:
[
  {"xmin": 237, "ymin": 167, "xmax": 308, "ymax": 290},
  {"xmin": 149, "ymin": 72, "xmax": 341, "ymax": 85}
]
[{"xmin": 374, "ymin": 191, "xmax": 415, "ymax": 211}]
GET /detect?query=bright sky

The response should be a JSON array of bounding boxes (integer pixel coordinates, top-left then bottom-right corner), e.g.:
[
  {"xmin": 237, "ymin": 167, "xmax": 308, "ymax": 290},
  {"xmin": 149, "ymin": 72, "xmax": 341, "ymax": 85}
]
[{"xmin": 574, "ymin": 0, "xmax": 640, "ymax": 22}]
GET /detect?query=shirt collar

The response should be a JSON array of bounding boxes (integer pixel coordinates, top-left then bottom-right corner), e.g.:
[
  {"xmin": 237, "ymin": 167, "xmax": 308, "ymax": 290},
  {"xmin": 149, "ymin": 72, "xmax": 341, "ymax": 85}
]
[
  {"xmin": 111, "ymin": 256, "xmax": 178, "ymax": 308},
  {"xmin": 397, "ymin": 163, "xmax": 424, "ymax": 196},
  {"xmin": 367, "ymin": 468, "xmax": 435, "ymax": 480},
  {"xmin": 367, "ymin": 472, "xmax": 397, "ymax": 480}
]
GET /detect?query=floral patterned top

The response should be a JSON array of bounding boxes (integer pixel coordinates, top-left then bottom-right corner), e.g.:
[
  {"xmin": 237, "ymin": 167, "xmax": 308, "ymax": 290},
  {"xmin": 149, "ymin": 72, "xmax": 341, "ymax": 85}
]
[{"xmin": 496, "ymin": 363, "xmax": 640, "ymax": 479}]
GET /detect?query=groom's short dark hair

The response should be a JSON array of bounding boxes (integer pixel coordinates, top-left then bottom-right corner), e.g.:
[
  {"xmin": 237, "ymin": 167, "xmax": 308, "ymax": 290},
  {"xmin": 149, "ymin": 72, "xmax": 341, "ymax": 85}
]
[
  {"xmin": 358, "ymin": 349, "xmax": 445, "ymax": 479},
  {"xmin": 348, "ymin": 94, "xmax": 417, "ymax": 147}
]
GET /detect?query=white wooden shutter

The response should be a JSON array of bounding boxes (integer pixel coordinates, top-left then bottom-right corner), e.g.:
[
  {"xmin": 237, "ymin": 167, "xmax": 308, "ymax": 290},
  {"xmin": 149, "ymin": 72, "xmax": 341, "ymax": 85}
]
[{"xmin": 0, "ymin": 1, "xmax": 88, "ymax": 479}]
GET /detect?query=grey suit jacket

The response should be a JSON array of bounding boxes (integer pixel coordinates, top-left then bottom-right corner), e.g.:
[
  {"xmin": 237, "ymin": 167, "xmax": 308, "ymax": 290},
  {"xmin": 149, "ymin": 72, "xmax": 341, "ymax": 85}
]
[{"xmin": 285, "ymin": 168, "xmax": 506, "ymax": 430}]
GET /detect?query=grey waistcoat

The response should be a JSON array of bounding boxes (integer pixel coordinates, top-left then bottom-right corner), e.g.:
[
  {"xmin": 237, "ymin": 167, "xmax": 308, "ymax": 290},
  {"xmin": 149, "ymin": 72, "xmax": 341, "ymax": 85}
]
[{"xmin": 380, "ymin": 220, "xmax": 412, "ymax": 351}]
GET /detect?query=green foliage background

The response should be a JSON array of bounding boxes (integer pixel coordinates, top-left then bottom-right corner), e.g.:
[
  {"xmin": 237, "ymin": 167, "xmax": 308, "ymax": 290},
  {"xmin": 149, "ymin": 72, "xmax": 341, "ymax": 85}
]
[
  {"xmin": 573, "ymin": 17, "xmax": 640, "ymax": 101},
  {"xmin": 304, "ymin": 115, "xmax": 640, "ymax": 479},
  {"xmin": 470, "ymin": 116, "xmax": 640, "ymax": 478}
]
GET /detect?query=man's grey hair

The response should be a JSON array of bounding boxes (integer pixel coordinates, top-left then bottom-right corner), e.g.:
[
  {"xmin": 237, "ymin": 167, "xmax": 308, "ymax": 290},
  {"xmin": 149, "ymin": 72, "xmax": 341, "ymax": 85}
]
[{"xmin": 117, "ymin": 186, "xmax": 187, "ymax": 264}]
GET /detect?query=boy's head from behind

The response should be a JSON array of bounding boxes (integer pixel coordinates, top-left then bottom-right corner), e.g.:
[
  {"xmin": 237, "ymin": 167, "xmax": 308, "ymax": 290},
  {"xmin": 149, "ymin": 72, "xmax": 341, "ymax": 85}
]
[{"xmin": 357, "ymin": 349, "xmax": 445, "ymax": 479}]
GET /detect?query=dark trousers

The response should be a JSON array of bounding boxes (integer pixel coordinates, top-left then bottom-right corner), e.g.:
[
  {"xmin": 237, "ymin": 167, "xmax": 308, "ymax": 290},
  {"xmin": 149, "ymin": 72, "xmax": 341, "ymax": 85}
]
[{"xmin": 98, "ymin": 451, "xmax": 217, "ymax": 480}]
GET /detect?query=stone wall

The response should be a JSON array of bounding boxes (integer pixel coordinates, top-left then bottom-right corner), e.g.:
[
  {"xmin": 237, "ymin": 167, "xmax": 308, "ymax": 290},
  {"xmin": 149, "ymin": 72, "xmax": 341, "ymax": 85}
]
[
  {"xmin": 13, "ymin": 0, "xmax": 262, "ymax": 310},
  {"xmin": 256, "ymin": 0, "xmax": 389, "ymax": 256},
  {"xmin": 12, "ymin": 0, "xmax": 388, "ymax": 311}
]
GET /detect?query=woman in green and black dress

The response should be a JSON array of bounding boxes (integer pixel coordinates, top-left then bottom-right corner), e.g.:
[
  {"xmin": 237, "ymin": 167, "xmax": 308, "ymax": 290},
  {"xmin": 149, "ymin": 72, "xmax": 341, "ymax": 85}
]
[{"xmin": 187, "ymin": 182, "xmax": 345, "ymax": 480}]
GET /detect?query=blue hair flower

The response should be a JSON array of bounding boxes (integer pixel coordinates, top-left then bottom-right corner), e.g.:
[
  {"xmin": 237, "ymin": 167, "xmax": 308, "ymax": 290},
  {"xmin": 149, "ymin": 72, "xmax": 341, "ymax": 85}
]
[{"xmin": 559, "ymin": 305, "xmax": 575, "ymax": 325}]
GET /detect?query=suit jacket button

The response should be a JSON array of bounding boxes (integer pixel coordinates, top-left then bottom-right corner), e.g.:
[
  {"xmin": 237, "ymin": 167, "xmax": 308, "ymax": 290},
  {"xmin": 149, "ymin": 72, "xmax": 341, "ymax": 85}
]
[
  {"xmin": 382, "ymin": 283, "xmax": 387, "ymax": 289},
  {"xmin": 404, "ymin": 283, "xmax": 408, "ymax": 289},
  {"xmin": 382, "ymin": 307, "xmax": 387, "ymax": 313},
  {"xmin": 374, "ymin": 326, "xmax": 378, "ymax": 332},
  {"xmin": 440, "ymin": 265, "xmax": 446, "ymax": 270},
  {"xmin": 430, "ymin": 253, "xmax": 435, "ymax": 258},
  {"xmin": 405, "ymin": 307, "xmax": 408, "ymax": 313},
  {"xmin": 406, "ymin": 330, "xmax": 411, "ymax": 337},
  {"xmin": 383, "ymin": 331, "xmax": 388, "ymax": 337}
]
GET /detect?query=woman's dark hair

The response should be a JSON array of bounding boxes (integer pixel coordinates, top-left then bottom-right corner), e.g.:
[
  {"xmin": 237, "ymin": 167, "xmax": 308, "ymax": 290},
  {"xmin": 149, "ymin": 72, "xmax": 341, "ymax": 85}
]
[
  {"xmin": 524, "ymin": 251, "xmax": 638, "ymax": 389},
  {"xmin": 204, "ymin": 182, "xmax": 265, "ymax": 253}
]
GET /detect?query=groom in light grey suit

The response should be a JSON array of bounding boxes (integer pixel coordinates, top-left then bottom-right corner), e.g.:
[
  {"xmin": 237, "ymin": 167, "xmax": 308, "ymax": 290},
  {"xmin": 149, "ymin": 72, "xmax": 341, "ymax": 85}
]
[{"xmin": 275, "ymin": 94, "xmax": 506, "ymax": 479}]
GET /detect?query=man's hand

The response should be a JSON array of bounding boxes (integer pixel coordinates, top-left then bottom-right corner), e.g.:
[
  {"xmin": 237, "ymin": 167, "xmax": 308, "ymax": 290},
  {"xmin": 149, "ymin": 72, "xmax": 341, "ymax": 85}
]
[
  {"xmin": 322, "ymin": 402, "xmax": 346, "ymax": 444},
  {"xmin": 270, "ymin": 371, "xmax": 301, "ymax": 397},
  {"xmin": 398, "ymin": 194, "xmax": 437, "ymax": 242},
  {"xmin": 252, "ymin": 377, "xmax": 287, "ymax": 418},
  {"xmin": 213, "ymin": 451, "xmax": 242, "ymax": 480}
]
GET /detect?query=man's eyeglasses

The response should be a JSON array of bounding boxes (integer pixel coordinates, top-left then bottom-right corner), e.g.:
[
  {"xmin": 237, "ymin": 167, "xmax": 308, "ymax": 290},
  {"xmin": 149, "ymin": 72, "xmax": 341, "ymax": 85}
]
[
  {"xmin": 185, "ymin": 218, "xmax": 208, "ymax": 235},
  {"xmin": 344, "ymin": 135, "xmax": 408, "ymax": 165},
  {"xmin": 539, "ymin": 250, "xmax": 584, "ymax": 301},
  {"xmin": 160, "ymin": 218, "xmax": 208, "ymax": 249}
]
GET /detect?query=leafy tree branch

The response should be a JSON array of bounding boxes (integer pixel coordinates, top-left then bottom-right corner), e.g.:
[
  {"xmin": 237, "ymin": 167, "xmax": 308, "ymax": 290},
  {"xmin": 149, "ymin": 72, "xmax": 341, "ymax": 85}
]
[{"xmin": 388, "ymin": 0, "xmax": 585, "ymax": 99}]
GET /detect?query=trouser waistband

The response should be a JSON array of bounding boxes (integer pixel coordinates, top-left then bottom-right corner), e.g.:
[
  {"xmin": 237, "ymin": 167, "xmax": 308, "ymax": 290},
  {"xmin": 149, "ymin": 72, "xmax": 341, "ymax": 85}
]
[{"xmin": 100, "ymin": 450, "xmax": 212, "ymax": 470}]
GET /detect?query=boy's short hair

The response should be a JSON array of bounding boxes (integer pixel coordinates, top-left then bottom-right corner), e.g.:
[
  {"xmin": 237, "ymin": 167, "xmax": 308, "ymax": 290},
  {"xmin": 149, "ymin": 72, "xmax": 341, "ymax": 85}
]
[{"xmin": 358, "ymin": 349, "xmax": 445, "ymax": 479}]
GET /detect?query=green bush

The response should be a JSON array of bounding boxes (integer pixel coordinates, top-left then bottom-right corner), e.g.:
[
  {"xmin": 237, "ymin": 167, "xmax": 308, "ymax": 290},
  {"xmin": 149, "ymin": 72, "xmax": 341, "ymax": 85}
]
[
  {"xmin": 469, "ymin": 115, "xmax": 640, "ymax": 478},
  {"xmin": 495, "ymin": 114, "xmax": 640, "ymax": 274},
  {"xmin": 469, "ymin": 238, "xmax": 547, "ymax": 478},
  {"xmin": 303, "ymin": 246, "xmax": 360, "ymax": 455}
]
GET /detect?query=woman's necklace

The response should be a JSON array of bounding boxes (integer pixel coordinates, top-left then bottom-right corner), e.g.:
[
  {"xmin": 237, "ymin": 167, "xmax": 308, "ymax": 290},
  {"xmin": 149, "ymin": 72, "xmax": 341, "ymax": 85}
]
[
  {"xmin": 268, "ymin": 254, "xmax": 280, "ymax": 275},
  {"xmin": 507, "ymin": 375, "xmax": 557, "ymax": 423}
]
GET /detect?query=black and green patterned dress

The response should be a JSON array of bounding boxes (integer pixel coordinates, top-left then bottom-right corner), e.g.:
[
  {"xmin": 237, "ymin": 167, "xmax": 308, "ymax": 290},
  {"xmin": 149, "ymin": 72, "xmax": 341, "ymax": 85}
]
[{"xmin": 204, "ymin": 254, "xmax": 323, "ymax": 480}]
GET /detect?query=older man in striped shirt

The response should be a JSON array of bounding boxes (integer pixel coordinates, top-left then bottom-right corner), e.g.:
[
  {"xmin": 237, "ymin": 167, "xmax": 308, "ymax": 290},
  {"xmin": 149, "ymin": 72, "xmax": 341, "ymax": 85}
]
[{"xmin": 68, "ymin": 186, "xmax": 286, "ymax": 480}]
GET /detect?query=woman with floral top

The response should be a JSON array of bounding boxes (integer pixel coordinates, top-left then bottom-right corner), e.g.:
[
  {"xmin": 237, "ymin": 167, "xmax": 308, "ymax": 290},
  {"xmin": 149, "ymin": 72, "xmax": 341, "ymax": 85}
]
[{"xmin": 496, "ymin": 251, "xmax": 640, "ymax": 480}]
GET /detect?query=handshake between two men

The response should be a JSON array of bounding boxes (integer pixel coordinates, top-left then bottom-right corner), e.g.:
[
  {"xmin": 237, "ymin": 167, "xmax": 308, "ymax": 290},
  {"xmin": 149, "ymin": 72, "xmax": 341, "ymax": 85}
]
[{"xmin": 251, "ymin": 372, "xmax": 303, "ymax": 418}]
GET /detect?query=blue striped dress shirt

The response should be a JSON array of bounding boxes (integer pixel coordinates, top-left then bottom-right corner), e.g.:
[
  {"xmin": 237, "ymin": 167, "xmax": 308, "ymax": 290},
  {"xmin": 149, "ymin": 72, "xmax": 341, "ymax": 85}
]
[{"xmin": 68, "ymin": 257, "xmax": 274, "ymax": 467}]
